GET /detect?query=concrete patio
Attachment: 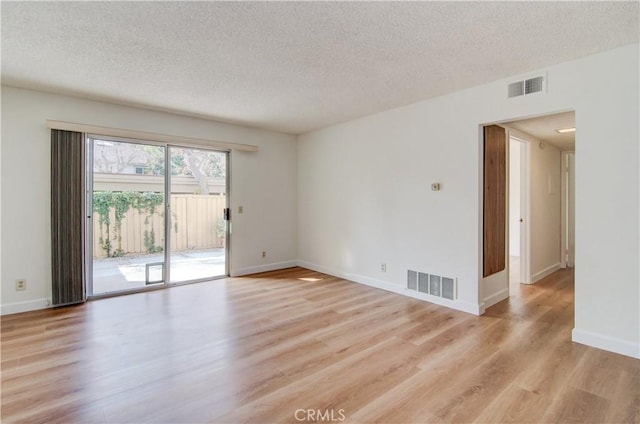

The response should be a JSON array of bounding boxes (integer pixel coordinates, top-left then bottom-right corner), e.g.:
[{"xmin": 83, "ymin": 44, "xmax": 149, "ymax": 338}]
[{"xmin": 92, "ymin": 248, "xmax": 225, "ymax": 295}]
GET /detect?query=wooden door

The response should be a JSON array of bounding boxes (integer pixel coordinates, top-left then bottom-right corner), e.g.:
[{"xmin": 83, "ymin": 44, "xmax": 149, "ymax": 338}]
[{"xmin": 483, "ymin": 125, "xmax": 506, "ymax": 277}]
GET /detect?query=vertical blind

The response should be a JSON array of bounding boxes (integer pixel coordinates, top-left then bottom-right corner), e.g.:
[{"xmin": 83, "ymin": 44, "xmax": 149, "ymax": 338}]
[{"xmin": 51, "ymin": 129, "xmax": 86, "ymax": 305}]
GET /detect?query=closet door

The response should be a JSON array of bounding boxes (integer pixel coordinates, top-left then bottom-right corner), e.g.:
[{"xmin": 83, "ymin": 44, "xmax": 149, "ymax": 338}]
[{"xmin": 483, "ymin": 125, "xmax": 506, "ymax": 277}]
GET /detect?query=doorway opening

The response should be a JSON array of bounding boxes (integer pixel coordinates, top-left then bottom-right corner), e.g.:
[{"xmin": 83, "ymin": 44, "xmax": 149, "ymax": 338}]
[
  {"xmin": 503, "ymin": 111, "xmax": 576, "ymax": 283},
  {"xmin": 481, "ymin": 111, "xmax": 575, "ymax": 309},
  {"xmin": 168, "ymin": 146, "xmax": 228, "ymax": 285},
  {"xmin": 87, "ymin": 136, "xmax": 229, "ymax": 297},
  {"xmin": 504, "ymin": 111, "xmax": 575, "ymax": 287}
]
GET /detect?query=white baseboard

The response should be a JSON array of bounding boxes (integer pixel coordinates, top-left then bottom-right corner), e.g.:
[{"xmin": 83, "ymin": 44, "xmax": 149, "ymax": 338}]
[
  {"xmin": 572, "ymin": 328, "xmax": 640, "ymax": 359},
  {"xmin": 230, "ymin": 261, "xmax": 298, "ymax": 277},
  {"xmin": 531, "ymin": 262, "xmax": 561, "ymax": 283},
  {"xmin": 297, "ymin": 260, "xmax": 482, "ymax": 316},
  {"xmin": 1, "ymin": 298, "xmax": 50, "ymax": 315},
  {"xmin": 296, "ymin": 260, "xmax": 349, "ymax": 282},
  {"xmin": 483, "ymin": 288, "xmax": 510, "ymax": 309}
]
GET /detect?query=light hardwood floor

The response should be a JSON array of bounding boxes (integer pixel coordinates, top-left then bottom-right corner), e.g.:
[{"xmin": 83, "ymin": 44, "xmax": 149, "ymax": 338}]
[{"xmin": 1, "ymin": 267, "xmax": 638, "ymax": 423}]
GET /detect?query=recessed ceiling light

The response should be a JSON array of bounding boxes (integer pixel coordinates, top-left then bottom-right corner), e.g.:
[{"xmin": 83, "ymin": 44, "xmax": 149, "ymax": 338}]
[{"xmin": 556, "ymin": 127, "xmax": 576, "ymax": 133}]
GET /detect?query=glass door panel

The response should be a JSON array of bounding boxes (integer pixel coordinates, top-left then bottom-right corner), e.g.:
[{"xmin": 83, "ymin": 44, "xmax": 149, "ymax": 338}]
[
  {"xmin": 90, "ymin": 138, "xmax": 166, "ymax": 295},
  {"xmin": 168, "ymin": 147, "xmax": 227, "ymax": 284}
]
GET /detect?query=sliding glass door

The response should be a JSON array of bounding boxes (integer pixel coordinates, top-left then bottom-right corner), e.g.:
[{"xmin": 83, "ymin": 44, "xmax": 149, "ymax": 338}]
[
  {"xmin": 89, "ymin": 137, "xmax": 166, "ymax": 295},
  {"xmin": 87, "ymin": 137, "xmax": 228, "ymax": 296},
  {"xmin": 168, "ymin": 147, "xmax": 228, "ymax": 284}
]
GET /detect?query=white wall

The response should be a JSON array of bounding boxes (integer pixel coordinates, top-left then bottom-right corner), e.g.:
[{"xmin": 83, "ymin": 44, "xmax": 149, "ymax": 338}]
[
  {"xmin": 530, "ymin": 140, "xmax": 561, "ymax": 280},
  {"xmin": 0, "ymin": 86, "xmax": 298, "ymax": 314},
  {"xmin": 298, "ymin": 44, "xmax": 639, "ymax": 358},
  {"xmin": 509, "ymin": 139, "xmax": 521, "ymax": 257}
]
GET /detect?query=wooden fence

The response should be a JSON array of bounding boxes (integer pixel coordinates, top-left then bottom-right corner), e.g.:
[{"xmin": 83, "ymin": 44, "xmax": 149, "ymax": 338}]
[{"xmin": 93, "ymin": 194, "xmax": 226, "ymax": 258}]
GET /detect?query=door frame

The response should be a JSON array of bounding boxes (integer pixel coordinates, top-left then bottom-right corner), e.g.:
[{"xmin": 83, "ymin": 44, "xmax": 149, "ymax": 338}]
[
  {"xmin": 165, "ymin": 145, "xmax": 230, "ymax": 286},
  {"xmin": 85, "ymin": 134, "xmax": 94, "ymax": 297},
  {"xmin": 85, "ymin": 134, "xmax": 230, "ymax": 299},
  {"xmin": 507, "ymin": 133, "xmax": 532, "ymax": 284},
  {"xmin": 86, "ymin": 135, "xmax": 169, "ymax": 298},
  {"xmin": 560, "ymin": 150, "xmax": 575, "ymax": 268}
]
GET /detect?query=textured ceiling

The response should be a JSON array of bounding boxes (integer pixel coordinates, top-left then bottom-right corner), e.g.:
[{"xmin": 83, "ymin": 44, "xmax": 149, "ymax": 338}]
[
  {"xmin": 508, "ymin": 111, "xmax": 576, "ymax": 151},
  {"xmin": 1, "ymin": 2, "xmax": 638, "ymax": 134}
]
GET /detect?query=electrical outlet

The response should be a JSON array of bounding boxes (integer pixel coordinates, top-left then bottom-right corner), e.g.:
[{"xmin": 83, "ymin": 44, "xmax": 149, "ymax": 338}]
[
  {"xmin": 15, "ymin": 279, "xmax": 26, "ymax": 291},
  {"xmin": 381, "ymin": 263, "xmax": 387, "ymax": 272},
  {"xmin": 262, "ymin": 251, "xmax": 266, "ymax": 258}
]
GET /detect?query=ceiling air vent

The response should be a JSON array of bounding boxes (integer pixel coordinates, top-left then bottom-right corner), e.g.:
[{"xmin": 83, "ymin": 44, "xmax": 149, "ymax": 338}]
[
  {"xmin": 508, "ymin": 81, "xmax": 524, "ymax": 98},
  {"xmin": 508, "ymin": 75, "xmax": 545, "ymax": 98}
]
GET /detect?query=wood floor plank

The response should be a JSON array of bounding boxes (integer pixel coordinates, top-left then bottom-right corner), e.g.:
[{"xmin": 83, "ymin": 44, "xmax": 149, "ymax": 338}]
[
  {"xmin": 606, "ymin": 369, "xmax": 640, "ymax": 424},
  {"xmin": 1, "ymin": 267, "xmax": 638, "ymax": 423},
  {"xmin": 546, "ymin": 387, "xmax": 611, "ymax": 423}
]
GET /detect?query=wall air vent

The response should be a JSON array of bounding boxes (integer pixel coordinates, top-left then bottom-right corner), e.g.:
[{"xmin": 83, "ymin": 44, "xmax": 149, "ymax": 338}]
[
  {"xmin": 418, "ymin": 272, "xmax": 429, "ymax": 293},
  {"xmin": 442, "ymin": 277, "xmax": 455, "ymax": 300},
  {"xmin": 508, "ymin": 75, "xmax": 546, "ymax": 98},
  {"xmin": 407, "ymin": 270, "xmax": 457, "ymax": 300},
  {"xmin": 407, "ymin": 270, "xmax": 417, "ymax": 290},
  {"xmin": 429, "ymin": 274, "xmax": 441, "ymax": 297}
]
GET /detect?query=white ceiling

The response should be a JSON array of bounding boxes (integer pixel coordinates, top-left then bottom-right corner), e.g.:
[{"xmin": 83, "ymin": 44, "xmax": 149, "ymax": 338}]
[
  {"xmin": 1, "ymin": 2, "xmax": 638, "ymax": 135},
  {"xmin": 507, "ymin": 111, "xmax": 576, "ymax": 151}
]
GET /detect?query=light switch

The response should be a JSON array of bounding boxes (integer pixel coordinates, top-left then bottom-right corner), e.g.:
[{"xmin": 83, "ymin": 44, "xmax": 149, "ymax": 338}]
[{"xmin": 238, "ymin": 206, "xmax": 244, "ymax": 214}]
